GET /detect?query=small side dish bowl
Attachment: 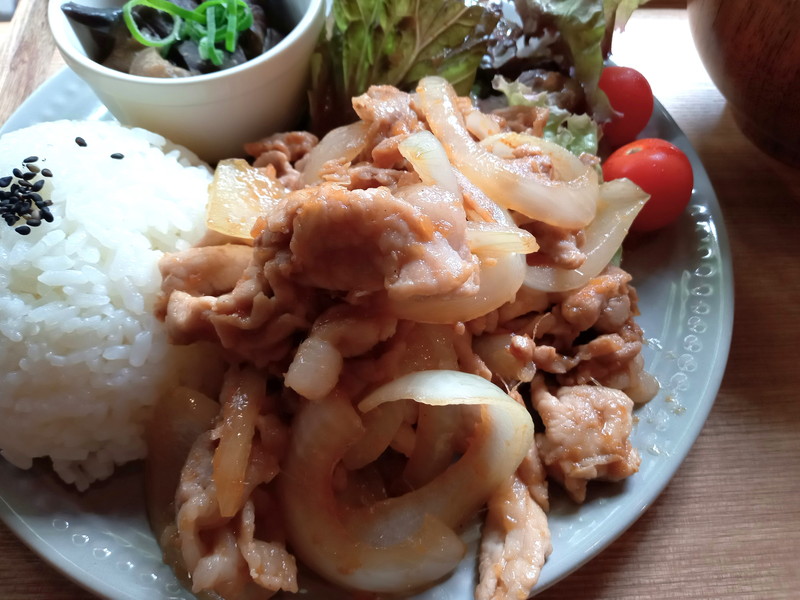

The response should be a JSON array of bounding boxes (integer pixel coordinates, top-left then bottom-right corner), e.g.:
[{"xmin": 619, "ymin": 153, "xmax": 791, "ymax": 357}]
[{"xmin": 47, "ymin": 0, "xmax": 325, "ymax": 163}]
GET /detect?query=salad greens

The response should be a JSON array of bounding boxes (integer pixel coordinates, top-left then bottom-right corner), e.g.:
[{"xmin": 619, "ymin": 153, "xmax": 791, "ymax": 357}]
[
  {"xmin": 309, "ymin": 0, "xmax": 498, "ymax": 132},
  {"xmin": 308, "ymin": 0, "xmax": 650, "ymax": 146},
  {"xmin": 493, "ymin": 75, "xmax": 599, "ymax": 156},
  {"xmin": 518, "ymin": 1, "xmax": 651, "ymax": 121}
]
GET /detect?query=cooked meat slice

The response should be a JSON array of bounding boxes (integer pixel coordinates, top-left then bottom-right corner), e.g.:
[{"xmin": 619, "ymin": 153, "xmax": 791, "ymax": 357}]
[
  {"xmin": 531, "ymin": 343, "xmax": 580, "ymax": 374},
  {"xmin": 245, "ymin": 131, "xmax": 319, "ymax": 166},
  {"xmin": 521, "ymin": 220, "xmax": 586, "ymax": 270},
  {"xmin": 602, "ymin": 352, "xmax": 660, "ymax": 404},
  {"xmin": 317, "ymin": 159, "xmax": 421, "ymax": 191},
  {"xmin": 128, "ymin": 47, "xmax": 191, "ymax": 78},
  {"xmin": 347, "ymin": 165, "xmax": 421, "ymax": 190},
  {"xmin": 159, "ymin": 244, "xmax": 253, "ymax": 301},
  {"xmin": 516, "ymin": 444, "xmax": 549, "ymax": 512},
  {"xmin": 176, "ymin": 422, "xmax": 294, "ymax": 597},
  {"xmin": 352, "ymin": 85, "xmax": 425, "ymax": 169},
  {"xmin": 491, "ymin": 104, "xmax": 549, "ymax": 138},
  {"xmin": 162, "ymin": 290, "xmax": 218, "ymax": 345},
  {"xmin": 245, "ymin": 131, "xmax": 319, "ymax": 190},
  {"xmin": 237, "ymin": 499, "xmax": 298, "ymax": 593},
  {"xmin": 531, "ymin": 377, "xmax": 640, "ymax": 503},
  {"xmin": 560, "ymin": 329, "xmax": 658, "ymax": 403},
  {"xmin": 263, "ymin": 182, "xmax": 477, "ymax": 301},
  {"xmin": 161, "ymin": 246, "xmax": 325, "ymax": 368},
  {"xmin": 477, "ymin": 475, "xmax": 552, "ymax": 600},
  {"xmin": 559, "ymin": 265, "xmax": 636, "ymax": 332},
  {"xmin": 480, "ymin": 266, "xmax": 658, "ymax": 404}
]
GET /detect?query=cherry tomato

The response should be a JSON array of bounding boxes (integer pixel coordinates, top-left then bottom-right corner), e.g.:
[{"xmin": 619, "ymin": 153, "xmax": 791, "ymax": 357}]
[
  {"xmin": 603, "ymin": 138, "xmax": 694, "ymax": 232},
  {"xmin": 598, "ymin": 66, "xmax": 654, "ymax": 148}
]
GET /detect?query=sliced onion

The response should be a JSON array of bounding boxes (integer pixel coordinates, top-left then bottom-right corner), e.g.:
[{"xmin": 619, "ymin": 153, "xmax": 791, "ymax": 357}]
[
  {"xmin": 401, "ymin": 403, "xmax": 463, "ymax": 488},
  {"xmin": 206, "ymin": 158, "xmax": 288, "ymax": 240},
  {"xmin": 386, "ymin": 171, "xmax": 531, "ymax": 324},
  {"xmin": 455, "ymin": 170, "xmax": 513, "ymax": 226},
  {"xmin": 301, "ymin": 120, "xmax": 370, "ymax": 186},
  {"xmin": 473, "ymin": 333, "xmax": 536, "ymax": 383},
  {"xmin": 388, "ymin": 250, "xmax": 526, "ymax": 324},
  {"xmin": 284, "ymin": 336, "xmax": 342, "ymax": 401},
  {"xmin": 416, "ymin": 76, "xmax": 598, "ymax": 229},
  {"xmin": 398, "ymin": 130, "xmax": 460, "ymax": 195},
  {"xmin": 145, "ymin": 386, "xmax": 219, "ymax": 538},
  {"xmin": 386, "ymin": 189, "xmax": 530, "ymax": 324},
  {"xmin": 212, "ymin": 365, "xmax": 264, "ymax": 518},
  {"xmin": 465, "ymin": 109, "xmax": 503, "ymax": 140},
  {"xmin": 354, "ymin": 370, "xmax": 533, "ymax": 536},
  {"xmin": 278, "ymin": 393, "xmax": 465, "ymax": 594},
  {"xmin": 279, "ymin": 372, "xmax": 533, "ymax": 594},
  {"xmin": 479, "ymin": 131, "xmax": 590, "ymax": 184},
  {"xmin": 524, "ymin": 178, "xmax": 649, "ymax": 292},
  {"xmin": 342, "ymin": 400, "xmax": 406, "ymax": 470},
  {"xmin": 466, "ymin": 221, "xmax": 539, "ymax": 256}
]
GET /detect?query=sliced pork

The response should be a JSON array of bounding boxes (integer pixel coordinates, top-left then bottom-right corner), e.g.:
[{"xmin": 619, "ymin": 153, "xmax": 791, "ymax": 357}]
[{"xmin": 531, "ymin": 376, "xmax": 640, "ymax": 503}]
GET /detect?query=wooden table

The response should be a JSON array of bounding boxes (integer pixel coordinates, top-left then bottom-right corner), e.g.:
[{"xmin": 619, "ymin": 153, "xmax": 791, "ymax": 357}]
[{"xmin": 1, "ymin": 1, "xmax": 799, "ymax": 599}]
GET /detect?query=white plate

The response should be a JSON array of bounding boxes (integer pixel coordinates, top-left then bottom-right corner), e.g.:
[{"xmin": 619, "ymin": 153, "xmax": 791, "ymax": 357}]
[{"xmin": 0, "ymin": 68, "xmax": 734, "ymax": 600}]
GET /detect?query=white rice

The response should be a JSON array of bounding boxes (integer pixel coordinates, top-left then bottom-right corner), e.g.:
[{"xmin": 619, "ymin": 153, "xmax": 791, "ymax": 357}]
[{"xmin": 0, "ymin": 120, "xmax": 215, "ymax": 490}]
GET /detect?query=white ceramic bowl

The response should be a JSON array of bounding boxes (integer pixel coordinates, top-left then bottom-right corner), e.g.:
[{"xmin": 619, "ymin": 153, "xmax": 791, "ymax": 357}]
[{"xmin": 48, "ymin": 0, "xmax": 325, "ymax": 163}]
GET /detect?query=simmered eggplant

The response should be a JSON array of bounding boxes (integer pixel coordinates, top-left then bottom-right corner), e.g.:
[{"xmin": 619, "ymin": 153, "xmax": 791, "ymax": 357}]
[{"xmin": 61, "ymin": 0, "xmax": 290, "ymax": 77}]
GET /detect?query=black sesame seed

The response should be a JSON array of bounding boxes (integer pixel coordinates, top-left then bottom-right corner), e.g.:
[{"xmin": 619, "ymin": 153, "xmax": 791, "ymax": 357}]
[
  {"xmin": 75, "ymin": 136, "xmax": 87, "ymax": 147},
  {"xmin": 110, "ymin": 152, "xmax": 124, "ymax": 160},
  {"xmin": 0, "ymin": 159, "xmax": 57, "ymax": 230}
]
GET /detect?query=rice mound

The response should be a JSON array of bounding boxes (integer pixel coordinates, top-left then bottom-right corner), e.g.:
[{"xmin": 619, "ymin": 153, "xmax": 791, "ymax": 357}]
[{"xmin": 0, "ymin": 120, "xmax": 215, "ymax": 490}]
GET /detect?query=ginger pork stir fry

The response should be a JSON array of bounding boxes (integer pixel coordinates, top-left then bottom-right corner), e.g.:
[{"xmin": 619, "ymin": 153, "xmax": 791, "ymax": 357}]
[{"xmin": 153, "ymin": 76, "xmax": 657, "ymax": 600}]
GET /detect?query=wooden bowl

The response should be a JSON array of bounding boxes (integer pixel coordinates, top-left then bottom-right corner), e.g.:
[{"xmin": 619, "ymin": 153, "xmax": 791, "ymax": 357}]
[{"xmin": 688, "ymin": 0, "xmax": 800, "ymax": 166}]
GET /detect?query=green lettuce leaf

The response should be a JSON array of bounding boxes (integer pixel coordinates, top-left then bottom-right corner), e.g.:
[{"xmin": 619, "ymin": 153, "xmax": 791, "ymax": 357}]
[
  {"xmin": 517, "ymin": 0, "xmax": 650, "ymax": 121},
  {"xmin": 309, "ymin": 0, "xmax": 499, "ymax": 134},
  {"xmin": 493, "ymin": 75, "xmax": 599, "ymax": 157}
]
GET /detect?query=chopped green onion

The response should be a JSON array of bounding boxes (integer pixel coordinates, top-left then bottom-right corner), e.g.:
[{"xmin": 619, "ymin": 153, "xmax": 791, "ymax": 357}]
[
  {"xmin": 204, "ymin": 5, "xmax": 224, "ymax": 65},
  {"xmin": 123, "ymin": 0, "xmax": 182, "ymax": 49},
  {"xmin": 121, "ymin": 0, "xmax": 254, "ymax": 66},
  {"xmin": 225, "ymin": 0, "xmax": 237, "ymax": 52}
]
